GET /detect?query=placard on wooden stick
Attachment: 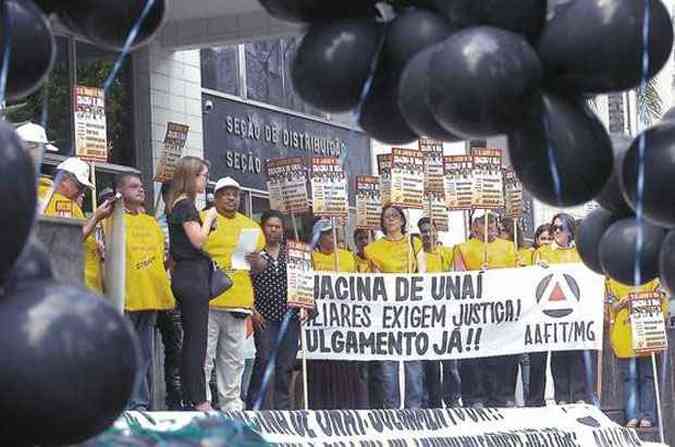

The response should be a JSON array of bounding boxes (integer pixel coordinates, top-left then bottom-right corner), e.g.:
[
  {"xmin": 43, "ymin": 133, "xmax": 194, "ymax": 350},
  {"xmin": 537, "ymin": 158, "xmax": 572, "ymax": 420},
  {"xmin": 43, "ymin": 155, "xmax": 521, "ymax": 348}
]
[
  {"xmin": 420, "ymin": 139, "xmax": 448, "ymax": 231},
  {"xmin": 629, "ymin": 291, "xmax": 668, "ymax": 354},
  {"xmin": 377, "ymin": 154, "xmax": 393, "ymax": 207},
  {"xmin": 265, "ymin": 157, "xmax": 310, "ymax": 215},
  {"xmin": 471, "ymin": 147, "xmax": 504, "ymax": 210},
  {"xmin": 310, "ymin": 156, "xmax": 348, "ymax": 217},
  {"xmin": 355, "ymin": 176, "xmax": 381, "ymax": 230},
  {"xmin": 504, "ymin": 169, "xmax": 524, "ymax": 218},
  {"xmin": 391, "ymin": 147, "xmax": 424, "ymax": 209},
  {"xmin": 154, "ymin": 122, "xmax": 190, "ymax": 183},
  {"xmin": 286, "ymin": 241, "xmax": 315, "ymax": 310},
  {"xmin": 444, "ymin": 155, "xmax": 473, "ymax": 210},
  {"xmin": 73, "ymin": 85, "xmax": 108, "ymax": 163}
]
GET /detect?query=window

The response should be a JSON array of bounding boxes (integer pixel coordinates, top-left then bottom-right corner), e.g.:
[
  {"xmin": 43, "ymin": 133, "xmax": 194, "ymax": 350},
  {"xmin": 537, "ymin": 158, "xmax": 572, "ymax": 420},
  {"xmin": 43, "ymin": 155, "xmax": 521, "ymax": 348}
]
[
  {"xmin": 201, "ymin": 47, "xmax": 240, "ymax": 96},
  {"xmin": 245, "ymin": 39, "xmax": 285, "ymax": 108}
]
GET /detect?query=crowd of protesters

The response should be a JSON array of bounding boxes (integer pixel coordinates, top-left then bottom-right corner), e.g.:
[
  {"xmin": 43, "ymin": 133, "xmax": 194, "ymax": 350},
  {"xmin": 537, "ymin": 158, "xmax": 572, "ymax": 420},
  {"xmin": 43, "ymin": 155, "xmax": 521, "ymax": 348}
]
[{"xmin": 37, "ymin": 155, "xmax": 667, "ymax": 429}]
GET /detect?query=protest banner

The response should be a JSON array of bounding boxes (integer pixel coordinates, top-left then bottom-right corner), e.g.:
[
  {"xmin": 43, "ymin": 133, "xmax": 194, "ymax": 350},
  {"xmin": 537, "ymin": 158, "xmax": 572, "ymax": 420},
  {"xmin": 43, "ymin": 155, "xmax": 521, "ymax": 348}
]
[
  {"xmin": 153, "ymin": 122, "xmax": 190, "ymax": 183},
  {"xmin": 355, "ymin": 176, "xmax": 381, "ymax": 230},
  {"xmin": 391, "ymin": 148, "xmax": 425, "ymax": 209},
  {"xmin": 471, "ymin": 148, "xmax": 504, "ymax": 210},
  {"xmin": 73, "ymin": 85, "xmax": 108, "ymax": 163},
  {"xmin": 303, "ymin": 264, "xmax": 604, "ymax": 361},
  {"xmin": 377, "ymin": 154, "xmax": 393, "ymax": 207},
  {"xmin": 629, "ymin": 291, "xmax": 668, "ymax": 354},
  {"xmin": 504, "ymin": 168, "xmax": 524, "ymax": 218},
  {"xmin": 115, "ymin": 405, "xmax": 659, "ymax": 447},
  {"xmin": 287, "ymin": 241, "xmax": 315, "ymax": 310},
  {"xmin": 265, "ymin": 157, "xmax": 310, "ymax": 215},
  {"xmin": 444, "ymin": 155, "xmax": 473, "ymax": 210},
  {"xmin": 310, "ymin": 156, "xmax": 349, "ymax": 217}
]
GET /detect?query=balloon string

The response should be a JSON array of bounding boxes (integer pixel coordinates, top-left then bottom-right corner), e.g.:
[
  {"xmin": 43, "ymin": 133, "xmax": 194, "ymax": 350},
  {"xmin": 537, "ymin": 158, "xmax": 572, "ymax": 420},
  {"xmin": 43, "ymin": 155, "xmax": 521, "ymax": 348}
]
[
  {"xmin": 634, "ymin": 0, "xmax": 651, "ymax": 287},
  {"xmin": 102, "ymin": 0, "xmax": 156, "ymax": 93},
  {"xmin": 542, "ymin": 112, "xmax": 563, "ymax": 206},
  {"xmin": 0, "ymin": 0, "xmax": 12, "ymax": 106},
  {"xmin": 354, "ymin": 21, "xmax": 390, "ymax": 121},
  {"xmin": 252, "ymin": 309, "xmax": 294, "ymax": 410}
]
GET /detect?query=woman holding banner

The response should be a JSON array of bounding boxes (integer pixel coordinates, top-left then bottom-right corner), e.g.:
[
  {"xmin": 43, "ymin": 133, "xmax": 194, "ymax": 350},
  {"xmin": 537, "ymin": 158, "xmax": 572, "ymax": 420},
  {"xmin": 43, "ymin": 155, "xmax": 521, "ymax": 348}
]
[
  {"xmin": 166, "ymin": 156, "xmax": 218, "ymax": 412},
  {"xmin": 606, "ymin": 279, "xmax": 666, "ymax": 429},
  {"xmin": 533, "ymin": 213, "xmax": 594, "ymax": 406},
  {"xmin": 308, "ymin": 219, "xmax": 369, "ymax": 409},
  {"xmin": 364, "ymin": 205, "xmax": 426, "ymax": 409}
]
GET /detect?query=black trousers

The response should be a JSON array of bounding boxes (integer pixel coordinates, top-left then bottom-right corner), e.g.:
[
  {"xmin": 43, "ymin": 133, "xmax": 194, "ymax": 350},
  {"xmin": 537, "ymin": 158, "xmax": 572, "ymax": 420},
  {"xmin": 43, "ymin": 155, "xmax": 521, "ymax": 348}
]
[
  {"xmin": 171, "ymin": 258, "xmax": 210, "ymax": 407},
  {"xmin": 527, "ymin": 351, "xmax": 547, "ymax": 407},
  {"xmin": 460, "ymin": 356, "xmax": 518, "ymax": 407},
  {"xmin": 552, "ymin": 350, "xmax": 591, "ymax": 403},
  {"xmin": 156, "ymin": 307, "xmax": 183, "ymax": 409}
]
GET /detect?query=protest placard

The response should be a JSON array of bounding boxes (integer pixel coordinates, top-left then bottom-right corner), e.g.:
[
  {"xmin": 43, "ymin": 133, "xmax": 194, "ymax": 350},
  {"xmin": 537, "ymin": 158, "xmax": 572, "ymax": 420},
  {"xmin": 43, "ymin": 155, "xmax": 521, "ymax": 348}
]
[
  {"xmin": 444, "ymin": 155, "xmax": 473, "ymax": 210},
  {"xmin": 153, "ymin": 122, "xmax": 190, "ymax": 182},
  {"xmin": 504, "ymin": 169, "xmax": 524, "ymax": 218},
  {"xmin": 471, "ymin": 148, "xmax": 504, "ymax": 209},
  {"xmin": 423, "ymin": 191, "xmax": 449, "ymax": 232},
  {"xmin": 303, "ymin": 265, "xmax": 604, "ymax": 361},
  {"xmin": 377, "ymin": 154, "xmax": 393, "ymax": 207},
  {"xmin": 287, "ymin": 241, "xmax": 315, "ymax": 310},
  {"xmin": 73, "ymin": 85, "xmax": 108, "ymax": 163},
  {"xmin": 420, "ymin": 138, "xmax": 445, "ymax": 195},
  {"xmin": 391, "ymin": 148, "xmax": 425, "ymax": 209},
  {"xmin": 310, "ymin": 156, "xmax": 348, "ymax": 217},
  {"xmin": 265, "ymin": 157, "xmax": 310, "ymax": 215},
  {"xmin": 355, "ymin": 176, "xmax": 381, "ymax": 230},
  {"xmin": 629, "ymin": 291, "xmax": 668, "ymax": 354}
]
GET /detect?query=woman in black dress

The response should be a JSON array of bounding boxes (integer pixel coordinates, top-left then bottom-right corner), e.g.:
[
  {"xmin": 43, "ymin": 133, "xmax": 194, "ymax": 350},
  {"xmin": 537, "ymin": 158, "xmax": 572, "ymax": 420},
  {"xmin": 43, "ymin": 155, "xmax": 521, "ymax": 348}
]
[{"xmin": 165, "ymin": 156, "xmax": 218, "ymax": 411}]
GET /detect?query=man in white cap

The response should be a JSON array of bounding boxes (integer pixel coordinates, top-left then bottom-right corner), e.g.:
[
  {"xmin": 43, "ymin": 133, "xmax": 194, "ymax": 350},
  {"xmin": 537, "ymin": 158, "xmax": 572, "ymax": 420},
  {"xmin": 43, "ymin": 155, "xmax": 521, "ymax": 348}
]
[
  {"xmin": 39, "ymin": 157, "xmax": 114, "ymax": 293},
  {"xmin": 201, "ymin": 177, "xmax": 265, "ymax": 410},
  {"xmin": 16, "ymin": 122, "xmax": 59, "ymax": 171}
]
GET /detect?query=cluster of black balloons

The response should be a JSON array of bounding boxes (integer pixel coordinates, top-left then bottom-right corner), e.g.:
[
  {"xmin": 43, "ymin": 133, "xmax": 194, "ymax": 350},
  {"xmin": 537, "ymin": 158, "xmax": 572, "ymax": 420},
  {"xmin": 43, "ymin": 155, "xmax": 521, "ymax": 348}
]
[
  {"xmin": 262, "ymin": 0, "xmax": 673, "ymax": 209},
  {"xmin": 5, "ymin": 0, "xmax": 166, "ymax": 101},
  {"xmin": 0, "ymin": 119, "xmax": 139, "ymax": 446},
  {"xmin": 576, "ymin": 114, "xmax": 675, "ymax": 290}
]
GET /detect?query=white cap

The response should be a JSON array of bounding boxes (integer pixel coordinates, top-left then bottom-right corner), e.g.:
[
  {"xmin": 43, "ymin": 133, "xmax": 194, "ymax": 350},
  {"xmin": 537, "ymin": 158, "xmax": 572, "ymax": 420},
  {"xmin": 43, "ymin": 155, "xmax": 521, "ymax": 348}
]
[
  {"xmin": 16, "ymin": 122, "xmax": 53, "ymax": 145},
  {"xmin": 45, "ymin": 144, "xmax": 59, "ymax": 153},
  {"xmin": 56, "ymin": 157, "xmax": 95, "ymax": 190},
  {"xmin": 214, "ymin": 176, "xmax": 240, "ymax": 194}
]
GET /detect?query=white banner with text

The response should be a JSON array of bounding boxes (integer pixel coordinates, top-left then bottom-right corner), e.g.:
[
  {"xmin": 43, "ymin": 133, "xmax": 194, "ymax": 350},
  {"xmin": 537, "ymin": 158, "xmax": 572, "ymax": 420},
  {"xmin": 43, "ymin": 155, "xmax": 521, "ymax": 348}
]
[{"xmin": 303, "ymin": 265, "xmax": 605, "ymax": 361}]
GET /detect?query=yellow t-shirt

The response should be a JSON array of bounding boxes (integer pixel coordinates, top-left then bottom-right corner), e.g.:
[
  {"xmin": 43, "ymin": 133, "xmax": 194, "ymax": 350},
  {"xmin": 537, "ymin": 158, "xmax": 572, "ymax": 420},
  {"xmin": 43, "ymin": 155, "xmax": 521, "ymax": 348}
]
[
  {"xmin": 454, "ymin": 238, "xmax": 517, "ymax": 271},
  {"xmin": 354, "ymin": 253, "xmax": 371, "ymax": 273},
  {"xmin": 364, "ymin": 237, "xmax": 423, "ymax": 273},
  {"xmin": 312, "ymin": 249, "xmax": 356, "ymax": 273},
  {"xmin": 123, "ymin": 213, "xmax": 175, "ymax": 311},
  {"xmin": 518, "ymin": 247, "xmax": 534, "ymax": 266},
  {"xmin": 202, "ymin": 212, "xmax": 265, "ymax": 310},
  {"xmin": 39, "ymin": 184, "xmax": 103, "ymax": 294},
  {"xmin": 607, "ymin": 279, "xmax": 667, "ymax": 359},
  {"xmin": 533, "ymin": 244, "xmax": 581, "ymax": 265},
  {"xmin": 425, "ymin": 245, "xmax": 454, "ymax": 273}
]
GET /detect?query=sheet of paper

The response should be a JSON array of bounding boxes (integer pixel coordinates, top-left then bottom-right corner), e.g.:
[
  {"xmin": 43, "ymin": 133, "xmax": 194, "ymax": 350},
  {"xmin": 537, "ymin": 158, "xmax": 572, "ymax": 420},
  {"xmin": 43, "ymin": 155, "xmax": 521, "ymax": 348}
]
[{"xmin": 231, "ymin": 229, "xmax": 260, "ymax": 271}]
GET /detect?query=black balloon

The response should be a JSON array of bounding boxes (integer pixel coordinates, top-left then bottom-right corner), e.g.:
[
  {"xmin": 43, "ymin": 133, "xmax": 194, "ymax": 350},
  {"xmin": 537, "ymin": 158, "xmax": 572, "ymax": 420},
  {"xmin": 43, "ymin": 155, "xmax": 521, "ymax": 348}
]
[
  {"xmin": 412, "ymin": 0, "xmax": 547, "ymax": 42},
  {"xmin": 659, "ymin": 230, "xmax": 675, "ymax": 293},
  {"xmin": 398, "ymin": 46, "xmax": 462, "ymax": 141},
  {"xmin": 0, "ymin": 280, "xmax": 138, "ymax": 446},
  {"xmin": 429, "ymin": 27, "xmax": 542, "ymax": 138},
  {"xmin": 57, "ymin": 0, "xmax": 166, "ymax": 51},
  {"xmin": 622, "ymin": 122, "xmax": 675, "ymax": 228},
  {"xmin": 508, "ymin": 92, "xmax": 613, "ymax": 207},
  {"xmin": 292, "ymin": 19, "xmax": 381, "ymax": 112},
  {"xmin": 383, "ymin": 9, "xmax": 454, "ymax": 72},
  {"xmin": 1, "ymin": 238, "xmax": 53, "ymax": 288},
  {"xmin": 537, "ymin": 0, "xmax": 673, "ymax": 93},
  {"xmin": 258, "ymin": 0, "xmax": 378, "ymax": 23},
  {"xmin": 1, "ymin": 0, "xmax": 55, "ymax": 101},
  {"xmin": 0, "ymin": 121, "xmax": 36, "ymax": 283},
  {"xmin": 576, "ymin": 208, "xmax": 622, "ymax": 274},
  {"xmin": 595, "ymin": 134, "xmax": 634, "ymax": 216},
  {"xmin": 359, "ymin": 68, "xmax": 418, "ymax": 145},
  {"xmin": 599, "ymin": 218, "xmax": 665, "ymax": 285}
]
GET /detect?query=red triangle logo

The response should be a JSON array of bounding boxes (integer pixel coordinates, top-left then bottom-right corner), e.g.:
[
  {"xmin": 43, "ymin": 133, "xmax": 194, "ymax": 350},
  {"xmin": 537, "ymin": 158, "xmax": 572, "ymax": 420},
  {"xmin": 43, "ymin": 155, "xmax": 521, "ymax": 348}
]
[{"xmin": 548, "ymin": 283, "xmax": 567, "ymax": 302}]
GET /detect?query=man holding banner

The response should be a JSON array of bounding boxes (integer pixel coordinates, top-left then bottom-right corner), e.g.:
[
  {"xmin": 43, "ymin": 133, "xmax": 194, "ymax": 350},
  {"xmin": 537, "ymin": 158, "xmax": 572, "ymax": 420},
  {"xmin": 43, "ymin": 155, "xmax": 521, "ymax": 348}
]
[
  {"xmin": 453, "ymin": 212, "xmax": 519, "ymax": 408},
  {"xmin": 418, "ymin": 217, "xmax": 460, "ymax": 408}
]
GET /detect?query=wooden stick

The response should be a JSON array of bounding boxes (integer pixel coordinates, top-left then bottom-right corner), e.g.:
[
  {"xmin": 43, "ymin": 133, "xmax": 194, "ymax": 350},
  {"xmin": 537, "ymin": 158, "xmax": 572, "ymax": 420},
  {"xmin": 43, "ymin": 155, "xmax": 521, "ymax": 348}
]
[
  {"xmin": 483, "ymin": 210, "xmax": 489, "ymax": 267},
  {"xmin": 290, "ymin": 213, "xmax": 300, "ymax": 241},
  {"xmin": 90, "ymin": 162, "xmax": 97, "ymax": 213},
  {"xmin": 652, "ymin": 353, "xmax": 665, "ymax": 443},
  {"xmin": 332, "ymin": 216, "xmax": 339, "ymax": 273}
]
